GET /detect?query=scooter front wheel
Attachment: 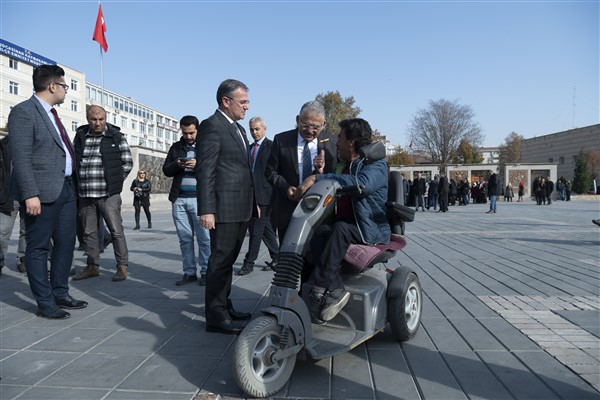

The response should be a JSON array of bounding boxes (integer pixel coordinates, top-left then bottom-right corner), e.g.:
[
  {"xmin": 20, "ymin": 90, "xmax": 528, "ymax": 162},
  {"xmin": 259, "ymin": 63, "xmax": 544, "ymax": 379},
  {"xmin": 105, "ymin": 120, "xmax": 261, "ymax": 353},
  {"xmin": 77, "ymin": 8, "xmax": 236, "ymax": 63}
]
[
  {"xmin": 388, "ymin": 271, "xmax": 422, "ymax": 341},
  {"xmin": 234, "ymin": 315, "xmax": 297, "ymax": 398}
]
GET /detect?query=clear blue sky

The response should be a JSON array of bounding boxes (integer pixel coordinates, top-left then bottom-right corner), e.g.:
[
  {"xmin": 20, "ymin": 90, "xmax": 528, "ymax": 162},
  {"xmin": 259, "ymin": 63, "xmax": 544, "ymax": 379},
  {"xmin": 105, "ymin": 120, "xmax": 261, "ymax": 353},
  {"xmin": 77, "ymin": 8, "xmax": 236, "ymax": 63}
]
[{"xmin": 2, "ymin": 1, "xmax": 598, "ymax": 147}]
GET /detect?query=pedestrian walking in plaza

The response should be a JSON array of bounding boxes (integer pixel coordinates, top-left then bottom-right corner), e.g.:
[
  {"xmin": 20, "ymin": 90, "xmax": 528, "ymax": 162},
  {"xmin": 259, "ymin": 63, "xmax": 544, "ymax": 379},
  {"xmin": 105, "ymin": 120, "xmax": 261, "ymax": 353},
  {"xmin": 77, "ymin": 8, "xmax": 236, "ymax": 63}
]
[
  {"xmin": 130, "ymin": 170, "xmax": 152, "ymax": 229},
  {"xmin": 163, "ymin": 115, "xmax": 211, "ymax": 287},
  {"xmin": 486, "ymin": 172, "xmax": 499, "ymax": 214},
  {"xmin": 72, "ymin": 105, "xmax": 133, "ymax": 283}
]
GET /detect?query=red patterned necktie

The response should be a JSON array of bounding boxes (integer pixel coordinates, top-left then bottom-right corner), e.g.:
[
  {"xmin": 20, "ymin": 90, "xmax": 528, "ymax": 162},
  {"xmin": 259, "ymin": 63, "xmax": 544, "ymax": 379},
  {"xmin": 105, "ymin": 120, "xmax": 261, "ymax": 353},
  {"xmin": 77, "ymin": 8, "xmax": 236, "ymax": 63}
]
[{"xmin": 50, "ymin": 108, "xmax": 75, "ymax": 169}]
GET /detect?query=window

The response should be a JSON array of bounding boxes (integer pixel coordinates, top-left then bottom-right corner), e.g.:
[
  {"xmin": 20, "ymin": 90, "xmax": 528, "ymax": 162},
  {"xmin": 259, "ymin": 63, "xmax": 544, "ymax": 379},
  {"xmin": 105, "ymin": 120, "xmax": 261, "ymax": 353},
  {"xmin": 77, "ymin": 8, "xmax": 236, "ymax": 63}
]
[
  {"xmin": 559, "ymin": 157, "xmax": 564, "ymax": 164},
  {"xmin": 71, "ymin": 100, "xmax": 78, "ymax": 112},
  {"xmin": 548, "ymin": 157, "xmax": 553, "ymax": 163},
  {"xmin": 148, "ymin": 140, "xmax": 154, "ymax": 149},
  {"xmin": 148, "ymin": 126, "xmax": 153, "ymax": 136},
  {"xmin": 70, "ymin": 80, "xmax": 78, "ymax": 91},
  {"xmin": 131, "ymin": 120, "xmax": 137, "ymax": 130},
  {"xmin": 140, "ymin": 122, "xmax": 146, "ymax": 133},
  {"xmin": 71, "ymin": 121, "xmax": 78, "ymax": 132},
  {"xmin": 157, "ymin": 127, "xmax": 164, "ymax": 138},
  {"xmin": 112, "ymin": 114, "xmax": 117, "ymax": 124},
  {"xmin": 9, "ymin": 81, "xmax": 19, "ymax": 95},
  {"xmin": 9, "ymin": 58, "xmax": 19, "ymax": 69},
  {"xmin": 91, "ymin": 88, "xmax": 97, "ymax": 101},
  {"xmin": 121, "ymin": 116, "xmax": 127, "ymax": 127}
]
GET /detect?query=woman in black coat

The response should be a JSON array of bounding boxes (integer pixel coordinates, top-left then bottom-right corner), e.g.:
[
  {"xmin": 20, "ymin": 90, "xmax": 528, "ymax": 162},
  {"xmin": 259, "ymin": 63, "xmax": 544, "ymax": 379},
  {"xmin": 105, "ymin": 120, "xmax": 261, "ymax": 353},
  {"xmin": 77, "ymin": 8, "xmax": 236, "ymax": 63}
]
[{"xmin": 130, "ymin": 170, "xmax": 152, "ymax": 229}]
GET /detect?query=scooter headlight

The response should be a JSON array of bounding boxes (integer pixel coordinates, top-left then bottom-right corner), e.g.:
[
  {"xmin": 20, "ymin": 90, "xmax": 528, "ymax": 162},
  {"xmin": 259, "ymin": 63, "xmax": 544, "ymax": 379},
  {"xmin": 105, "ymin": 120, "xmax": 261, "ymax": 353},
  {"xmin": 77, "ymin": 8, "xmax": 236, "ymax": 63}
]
[{"xmin": 302, "ymin": 194, "xmax": 322, "ymax": 210}]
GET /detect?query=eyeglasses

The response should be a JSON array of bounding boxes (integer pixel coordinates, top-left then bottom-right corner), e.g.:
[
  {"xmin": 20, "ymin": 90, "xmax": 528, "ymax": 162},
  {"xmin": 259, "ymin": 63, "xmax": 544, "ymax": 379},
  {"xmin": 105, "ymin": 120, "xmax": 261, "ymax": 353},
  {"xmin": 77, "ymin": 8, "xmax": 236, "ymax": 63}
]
[
  {"xmin": 53, "ymin": 82, "xmax": 69, "ymax": 92},
  {"xmin": 225, "ymin": 96, "xmax": 250, "ymax": 107},
  {"xmin": 299, "ymin": 121, "xmax": 324, "ymax": 131}
]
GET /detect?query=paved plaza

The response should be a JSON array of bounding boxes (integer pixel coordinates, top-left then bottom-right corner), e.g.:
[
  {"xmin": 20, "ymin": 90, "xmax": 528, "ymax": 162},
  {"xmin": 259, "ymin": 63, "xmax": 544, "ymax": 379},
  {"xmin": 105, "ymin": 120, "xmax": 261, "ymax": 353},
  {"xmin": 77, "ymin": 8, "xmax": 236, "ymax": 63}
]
[{"xmin": 1, "ymin": 198, "xmax": 599, "ymax": 400}]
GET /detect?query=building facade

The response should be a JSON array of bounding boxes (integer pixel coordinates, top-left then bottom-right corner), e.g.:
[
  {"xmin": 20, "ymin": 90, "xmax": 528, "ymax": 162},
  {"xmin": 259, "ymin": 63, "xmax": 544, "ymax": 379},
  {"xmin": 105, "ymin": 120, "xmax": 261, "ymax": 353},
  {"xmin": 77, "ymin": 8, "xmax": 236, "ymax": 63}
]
[
  {"xmin": 520, "ymin": 124, "xmax": 599, "ymax": 182},
  {"xmin": 0, "ymin": 38, "xmax": 178, "ymax": 152}
]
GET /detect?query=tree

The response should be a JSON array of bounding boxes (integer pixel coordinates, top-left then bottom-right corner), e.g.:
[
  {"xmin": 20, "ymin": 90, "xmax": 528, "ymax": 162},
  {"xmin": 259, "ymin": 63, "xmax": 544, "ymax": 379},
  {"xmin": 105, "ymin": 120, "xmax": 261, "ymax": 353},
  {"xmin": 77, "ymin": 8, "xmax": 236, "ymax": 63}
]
[
  {"xmin": 372, "ymin": 129, "xmax": 388, "ymax": 145},
  {"xmin": 315, "ymin": 91, "xmax": 361, "ymax": 134},
  {"xmin": 586, "ymin": 149, "xmax": 600, "ymax": 180},
  {"xmin": 572, "ymin": 149, "xmax": 592, "ymax": 194},
  {"xmin": 407, "ymin": 99, "xmax": 483, "ymax": 164},
  {"xmin": 498, "ymin": 131, "xmax": 523, "ymax": 165},
  {"xmin": 387, "ymin": 146, "xmax": 415, "ymax": 165},
  {"xmin": 452, "ymin": 138, "xmax": 483, "ymax": 164}
]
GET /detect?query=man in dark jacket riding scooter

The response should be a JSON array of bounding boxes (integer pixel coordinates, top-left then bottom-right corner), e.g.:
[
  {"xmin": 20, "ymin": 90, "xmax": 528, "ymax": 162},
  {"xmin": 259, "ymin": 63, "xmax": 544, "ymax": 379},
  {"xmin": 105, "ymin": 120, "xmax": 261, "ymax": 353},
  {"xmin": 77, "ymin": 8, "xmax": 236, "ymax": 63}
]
[{"xmin": 295, "ymin": 118, "xmax": 389, "ymax": 324}]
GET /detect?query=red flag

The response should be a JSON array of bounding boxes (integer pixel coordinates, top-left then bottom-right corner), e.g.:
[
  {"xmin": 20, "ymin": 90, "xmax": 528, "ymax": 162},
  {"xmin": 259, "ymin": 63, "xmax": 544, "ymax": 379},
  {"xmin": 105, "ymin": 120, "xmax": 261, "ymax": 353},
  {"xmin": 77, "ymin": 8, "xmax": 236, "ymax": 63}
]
[{"xmin": 93, "ymin": 4, "xmax": 108, "ymax": 52}]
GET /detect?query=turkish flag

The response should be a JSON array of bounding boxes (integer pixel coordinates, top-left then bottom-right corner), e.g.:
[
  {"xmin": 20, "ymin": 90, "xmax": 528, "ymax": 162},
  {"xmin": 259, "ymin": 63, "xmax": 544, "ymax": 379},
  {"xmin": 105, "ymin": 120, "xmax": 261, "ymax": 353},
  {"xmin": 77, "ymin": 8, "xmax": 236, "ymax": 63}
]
[{"xmin": 93, "ymin": 4, "xmax": 108, "ymax": 52}]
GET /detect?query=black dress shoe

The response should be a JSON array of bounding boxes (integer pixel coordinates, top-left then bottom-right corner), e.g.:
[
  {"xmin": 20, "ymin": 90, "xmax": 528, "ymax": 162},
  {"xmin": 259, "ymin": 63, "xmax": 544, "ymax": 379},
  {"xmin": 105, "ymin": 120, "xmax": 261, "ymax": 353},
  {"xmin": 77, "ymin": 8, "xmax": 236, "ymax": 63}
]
[
  {"xmin": 198, "ymin": 274, "xmax": 206, "ymax": 286},
  {"xmin": 175, "ymin": 274, "xmax": 198, "ymax": 286},
  {"xmin": 206, "ymin": 319, "xmax": 247, "ymax": 334},
  {"xmin": 55, "ymin": 296, "xmax": 88, "ymax": 310},
  {"xmin": 228, "ymin": 308, "xmax": 251, "ymax": 320},
  {"xmin": 36, "ymin": 308, "xmax": 71, "ymax": 319},
  {"xmin": 237, "ymin": 265, "xmax": 253, "ymax": 276}
]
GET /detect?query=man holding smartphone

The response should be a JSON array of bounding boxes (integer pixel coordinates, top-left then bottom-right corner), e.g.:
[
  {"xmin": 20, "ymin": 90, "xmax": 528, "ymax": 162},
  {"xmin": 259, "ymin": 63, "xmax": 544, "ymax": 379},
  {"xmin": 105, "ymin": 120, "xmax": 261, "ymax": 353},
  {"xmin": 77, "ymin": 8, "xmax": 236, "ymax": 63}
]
[{"xmin": 163, "ymin": 115, "xmax": 211, "ymax": 286}]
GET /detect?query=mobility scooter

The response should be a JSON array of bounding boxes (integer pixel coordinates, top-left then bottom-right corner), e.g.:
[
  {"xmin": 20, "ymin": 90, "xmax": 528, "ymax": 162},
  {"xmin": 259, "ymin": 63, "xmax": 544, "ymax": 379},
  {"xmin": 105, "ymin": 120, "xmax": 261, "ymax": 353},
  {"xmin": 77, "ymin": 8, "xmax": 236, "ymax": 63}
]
[{"xmin": 233, "ymin": 141, "xmax": 422, "ymax": 398}]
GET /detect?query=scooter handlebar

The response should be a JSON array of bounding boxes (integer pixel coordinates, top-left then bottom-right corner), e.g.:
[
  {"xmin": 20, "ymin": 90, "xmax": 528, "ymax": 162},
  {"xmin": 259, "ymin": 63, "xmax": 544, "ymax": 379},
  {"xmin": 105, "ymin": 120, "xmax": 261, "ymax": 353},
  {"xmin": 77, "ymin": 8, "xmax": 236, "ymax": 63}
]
[{"xmin": 337, "ymin": 184, "xmax": 364, "ymax": 196}]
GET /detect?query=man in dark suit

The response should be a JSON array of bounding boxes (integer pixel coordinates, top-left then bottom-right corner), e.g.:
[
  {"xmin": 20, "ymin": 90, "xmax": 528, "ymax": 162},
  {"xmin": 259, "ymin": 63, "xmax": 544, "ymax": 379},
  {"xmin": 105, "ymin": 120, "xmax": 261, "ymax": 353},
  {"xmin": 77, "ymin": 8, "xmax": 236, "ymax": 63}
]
[
  {"xmin": 265, "ymin": 101, "xmax": 338, "ymax": 245},
  {"xmin": 196, "ymin": 79, "xmax": 255, "ymax": 334},
  {"xmin": 8, "ymin": 64, "xmax": 87, "ymax": 319},
  {"xmin": 238, "ymin": 117, "xmax": 279, "ymax": 276}
]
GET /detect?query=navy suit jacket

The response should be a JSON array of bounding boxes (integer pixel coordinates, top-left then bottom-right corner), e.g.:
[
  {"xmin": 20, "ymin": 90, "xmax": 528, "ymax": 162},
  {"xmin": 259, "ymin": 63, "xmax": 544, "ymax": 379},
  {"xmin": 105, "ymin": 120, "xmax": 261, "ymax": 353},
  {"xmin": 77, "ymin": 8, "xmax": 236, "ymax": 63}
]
[
  {"xmin": 265, "ymin": 129, "xmax": 337, "ymax": 231},
  {"xmin": 8, "ymin": 96, "xmax": 74, "ymax": 203},
  {"xmin": 196, "ymin": 110, "xmax": 255, "ymax": 223}
]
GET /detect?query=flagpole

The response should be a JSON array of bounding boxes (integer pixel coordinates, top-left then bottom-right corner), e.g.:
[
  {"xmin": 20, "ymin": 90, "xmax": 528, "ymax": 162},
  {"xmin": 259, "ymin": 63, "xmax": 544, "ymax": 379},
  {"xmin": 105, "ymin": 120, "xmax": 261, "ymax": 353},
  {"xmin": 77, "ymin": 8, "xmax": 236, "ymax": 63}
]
[{"xmin": 98, "ymin": 0, "xmax": 104, "ymax": 107}]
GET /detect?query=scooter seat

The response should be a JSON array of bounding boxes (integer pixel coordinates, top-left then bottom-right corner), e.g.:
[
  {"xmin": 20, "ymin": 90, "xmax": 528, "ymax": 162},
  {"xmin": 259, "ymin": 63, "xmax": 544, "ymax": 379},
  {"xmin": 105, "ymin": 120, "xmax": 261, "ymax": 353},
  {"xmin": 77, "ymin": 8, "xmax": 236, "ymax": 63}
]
[{"xmin": 342, "ymin": 234, "xmax": 407, "ymax": 274}]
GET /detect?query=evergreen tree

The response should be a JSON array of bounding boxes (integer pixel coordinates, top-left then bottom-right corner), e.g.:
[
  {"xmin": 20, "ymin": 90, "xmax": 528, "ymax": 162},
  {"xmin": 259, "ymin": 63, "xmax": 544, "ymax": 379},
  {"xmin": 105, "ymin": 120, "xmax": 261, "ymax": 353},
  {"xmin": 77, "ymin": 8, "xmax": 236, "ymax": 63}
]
[{"xmin": 572, "ymin": 149, "xmax": 592, "ymax": 194}]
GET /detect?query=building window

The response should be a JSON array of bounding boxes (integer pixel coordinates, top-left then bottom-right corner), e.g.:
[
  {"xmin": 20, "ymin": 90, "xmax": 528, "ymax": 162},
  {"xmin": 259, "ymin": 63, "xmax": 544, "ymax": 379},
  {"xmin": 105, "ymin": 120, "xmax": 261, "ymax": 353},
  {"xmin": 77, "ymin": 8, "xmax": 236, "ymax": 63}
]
[
  {"xmin": 70, "ymin": 80, "xmax": 78, "ymax": 91},
  {"xmin": 559, "ymin": 157, "xmax": 564, "ymax": 164},
  {"xmin": 71, "ymin": 121, "xmax": 78, "ymax": 132},
  {"xmin": 548, "ymin": 157, "xmax": 553, "ymax": 163},
  {"xmin": 131, "ymin": 120, "xmax": 137, "ymax": 130},
  {"xmin": 9, "ymin": 81, "xmax": 19, "ymax": 95},
  {"xmin": 121, "ymin": 116, "xmax": 127, "ymax": 127},
  {"xmin": 157, "ymin": 127, "xmax": 164, "ymax": 138},
  {"xmin": 9, "ymin": 58, "xmax": 19, "ymax": 69},
  {"xmin": 71, "ymin": 100, "xmax": 78, "ymax": 112}
]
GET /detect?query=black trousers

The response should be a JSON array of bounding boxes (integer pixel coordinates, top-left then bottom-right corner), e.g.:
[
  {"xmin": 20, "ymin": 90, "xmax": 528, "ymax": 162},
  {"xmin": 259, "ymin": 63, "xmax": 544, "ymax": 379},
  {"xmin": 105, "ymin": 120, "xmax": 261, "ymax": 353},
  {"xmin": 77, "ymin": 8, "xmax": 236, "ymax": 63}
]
[
  {"xmin": 309, "ymin": 221, "xmax": 362, "ymax": 291},
  {"xmin": 205, "ymin": 220, "xmax": 249, "ymax": 323},
  {"xmin": 243, "ymin": 205, "xmax": 279, "ymax": 267}
]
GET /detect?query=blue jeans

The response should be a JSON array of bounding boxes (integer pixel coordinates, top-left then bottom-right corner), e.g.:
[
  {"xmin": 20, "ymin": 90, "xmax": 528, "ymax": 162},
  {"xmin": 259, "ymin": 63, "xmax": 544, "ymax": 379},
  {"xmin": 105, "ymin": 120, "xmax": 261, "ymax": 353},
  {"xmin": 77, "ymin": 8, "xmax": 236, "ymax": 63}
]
[
  {"xmin": 172, "ymin": 197, "xmax": 210, "ymax": 276},
  {"xmin": 489, "ymin": 195, "xmax": 497, "ymax": 212}
]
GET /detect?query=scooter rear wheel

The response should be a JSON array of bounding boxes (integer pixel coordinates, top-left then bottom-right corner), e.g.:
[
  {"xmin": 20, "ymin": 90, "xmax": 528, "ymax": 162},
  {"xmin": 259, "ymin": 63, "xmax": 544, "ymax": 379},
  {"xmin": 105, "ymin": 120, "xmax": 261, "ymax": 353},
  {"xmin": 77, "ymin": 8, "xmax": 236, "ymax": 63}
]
[
  {"xmin": 234, "ymin": 315, "xmax": 297, "ymax": 398},
  {"xmin": 388, "ymin": 271, "xmax": 422, "ymax": 341}
]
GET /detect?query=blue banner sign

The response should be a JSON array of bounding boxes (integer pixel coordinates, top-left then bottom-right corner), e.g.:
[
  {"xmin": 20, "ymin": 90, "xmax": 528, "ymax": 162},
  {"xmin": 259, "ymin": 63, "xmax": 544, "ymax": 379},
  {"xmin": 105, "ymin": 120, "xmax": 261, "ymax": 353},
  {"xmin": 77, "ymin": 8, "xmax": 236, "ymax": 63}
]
[{"xmin": 0, "ymin": 38, "xmax": 56, "ymax": 67}]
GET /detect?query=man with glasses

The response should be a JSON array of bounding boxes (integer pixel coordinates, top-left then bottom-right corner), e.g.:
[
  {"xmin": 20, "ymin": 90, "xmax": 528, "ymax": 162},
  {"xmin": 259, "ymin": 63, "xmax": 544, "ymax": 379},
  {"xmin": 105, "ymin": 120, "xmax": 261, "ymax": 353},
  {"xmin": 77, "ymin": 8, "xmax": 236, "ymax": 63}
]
[
  {"xmin": 8, "ymin": 64, "xmax": 86, "ymax": 319},
  {"xmin": 265, "ymin": 101, "xmax": 338, "ymax": 246},
  {"xmin": 163, "ymin": 115, "xmax": 211, "ymax": 286},
  {"xmin": 72, "ymin": 105, "xmax": 133, "ymax": 282},
  {"xmin": 196, "ymin": 79, "xmax": 255, "ymax": 334}
]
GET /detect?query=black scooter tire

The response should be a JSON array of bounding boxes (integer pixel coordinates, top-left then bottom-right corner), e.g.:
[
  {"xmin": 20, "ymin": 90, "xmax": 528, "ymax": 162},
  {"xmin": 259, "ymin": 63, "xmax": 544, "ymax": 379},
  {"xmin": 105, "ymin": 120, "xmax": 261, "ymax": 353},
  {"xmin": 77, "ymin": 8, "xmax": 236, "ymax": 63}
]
[
  {"xmin": 234, "ymin": 315, "xmax": 297, "ymax": 398},
  {"xmin": 388, "ymin": 271, "xmax": 422, "ymax": 341}
]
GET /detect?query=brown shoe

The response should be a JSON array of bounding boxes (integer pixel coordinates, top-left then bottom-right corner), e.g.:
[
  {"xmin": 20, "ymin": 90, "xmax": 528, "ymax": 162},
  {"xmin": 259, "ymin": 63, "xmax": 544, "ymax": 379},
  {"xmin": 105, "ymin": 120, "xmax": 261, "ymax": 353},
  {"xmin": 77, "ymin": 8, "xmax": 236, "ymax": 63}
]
[
  {"xmin": 72, "ymin": 265, "xmax": 100, "ymax": 281},
  {"xmin": 112, "ymin": 265, "xmax": 128, "ymax": 282}
]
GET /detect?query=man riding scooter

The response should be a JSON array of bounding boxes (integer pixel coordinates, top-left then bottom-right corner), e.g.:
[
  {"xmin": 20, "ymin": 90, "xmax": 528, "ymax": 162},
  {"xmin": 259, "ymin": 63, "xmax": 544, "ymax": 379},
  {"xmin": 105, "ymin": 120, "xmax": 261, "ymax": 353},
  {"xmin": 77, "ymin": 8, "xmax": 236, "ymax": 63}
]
[{"xmin": 294, "ymin": 118, "xmax": 390, "ymax": 324}]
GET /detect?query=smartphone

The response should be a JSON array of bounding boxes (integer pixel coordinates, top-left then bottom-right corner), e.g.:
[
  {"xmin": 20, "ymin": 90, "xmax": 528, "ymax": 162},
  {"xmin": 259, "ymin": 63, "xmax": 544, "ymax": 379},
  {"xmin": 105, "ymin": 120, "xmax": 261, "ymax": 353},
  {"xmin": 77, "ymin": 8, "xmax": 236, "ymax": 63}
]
[{"xmin": 178, "ymin": 157, "xmax": 193, "ymax": 162}]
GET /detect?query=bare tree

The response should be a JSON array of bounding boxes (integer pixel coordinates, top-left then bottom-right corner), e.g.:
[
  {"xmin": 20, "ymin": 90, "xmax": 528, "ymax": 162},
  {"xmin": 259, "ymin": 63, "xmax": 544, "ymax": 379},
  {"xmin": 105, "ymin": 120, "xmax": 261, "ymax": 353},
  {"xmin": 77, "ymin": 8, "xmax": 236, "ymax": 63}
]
[
  {"xmin": 407, "ymin": 99, "xmax": 483, "ymax": 164},
  {"xmin": 498, "ymin": 131, "xmax": 524, "ymax": 165},
  {"xmin": 315, "ymin": 91, "xmax": 361, "ymax": 134}
]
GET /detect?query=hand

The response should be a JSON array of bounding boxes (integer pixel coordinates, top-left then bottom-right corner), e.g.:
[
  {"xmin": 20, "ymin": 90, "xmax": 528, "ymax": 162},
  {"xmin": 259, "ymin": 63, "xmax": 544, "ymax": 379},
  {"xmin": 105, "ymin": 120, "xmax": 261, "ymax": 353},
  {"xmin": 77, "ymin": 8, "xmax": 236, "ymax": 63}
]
[
  {"xmin": 313, "ymin": 149, "xmax": 325, "ymax": 174},
  {"xmin": 294, "ymin": 175, "xmax": 317, "ymax": 201},
  {"xmin": 256, "ymin": 205, "xmax": 261, "ymax": 219},
  {"xmin": 286, "ymin": 186, "xmax": 297, "ymax": 201},
  {"xmin": 184, "ymin": 159, "xmax": 196, "ymax": 169},
  {"xmin": 25, "ymin": 196, "xmax": 41, "ymax": 216},
  {"xmin": 200, "ymin": 214, "xmax": 215, "ymax": 230}
]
